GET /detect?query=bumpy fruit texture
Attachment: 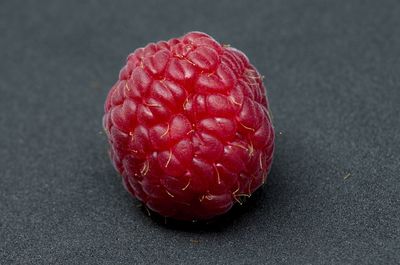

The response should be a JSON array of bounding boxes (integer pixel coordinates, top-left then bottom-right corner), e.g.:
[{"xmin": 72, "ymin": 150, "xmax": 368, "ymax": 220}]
[{"xmin": 103, "ymin": 32, "xmax": 274, "ymax": 220}]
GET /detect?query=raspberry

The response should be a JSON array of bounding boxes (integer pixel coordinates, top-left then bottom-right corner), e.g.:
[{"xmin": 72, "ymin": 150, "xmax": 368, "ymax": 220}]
[{"xmin": 103, "ymin": 32, "xmax": 274, "ymax": 220}]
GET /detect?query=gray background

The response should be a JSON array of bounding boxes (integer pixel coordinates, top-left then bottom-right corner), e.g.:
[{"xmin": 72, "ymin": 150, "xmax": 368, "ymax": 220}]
[{"xmin": 1, "ymin": 0, "xmax": 399, "ymax": 264}]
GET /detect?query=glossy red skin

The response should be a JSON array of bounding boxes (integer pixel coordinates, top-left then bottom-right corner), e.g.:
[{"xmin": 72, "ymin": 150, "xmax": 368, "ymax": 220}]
[{"xmin": 103, "ymin": 32, "xmax": 274, "ymax": 220}]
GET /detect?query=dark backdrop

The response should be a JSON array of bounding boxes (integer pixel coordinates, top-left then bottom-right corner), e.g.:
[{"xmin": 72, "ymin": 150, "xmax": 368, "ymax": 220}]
[{"xmin": 1, "ymin": 0, "xmax": 399, "ymax": 264}]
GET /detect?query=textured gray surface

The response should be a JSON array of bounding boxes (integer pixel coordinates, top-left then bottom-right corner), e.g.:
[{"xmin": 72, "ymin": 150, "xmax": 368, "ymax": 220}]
[{"xmin": 1, "ymin": 0, "xmax": 399, "ymax": 264}]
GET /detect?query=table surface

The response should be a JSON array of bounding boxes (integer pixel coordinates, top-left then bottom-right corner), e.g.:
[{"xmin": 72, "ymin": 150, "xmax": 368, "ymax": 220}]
[{"xmin": 1, "ymin": 0, "xmax": 399, "ymax": 264}]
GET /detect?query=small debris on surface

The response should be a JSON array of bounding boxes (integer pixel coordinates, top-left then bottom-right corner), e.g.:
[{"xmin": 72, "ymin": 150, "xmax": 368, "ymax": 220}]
[{"xmin": 343, "ymin": 173, "xmax": 351, "ymax": 180}]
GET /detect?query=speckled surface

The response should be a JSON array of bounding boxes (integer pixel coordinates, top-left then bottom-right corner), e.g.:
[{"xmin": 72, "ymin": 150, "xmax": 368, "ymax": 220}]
[{"xmin": 1, "ymin": 0, "xmax": 399, "ymax": 264}]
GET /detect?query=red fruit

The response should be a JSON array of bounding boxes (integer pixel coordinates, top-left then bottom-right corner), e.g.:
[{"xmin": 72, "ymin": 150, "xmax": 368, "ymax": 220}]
[{"xmin": 103, "ymin": 32, "xmax": 274, "ymax": 221}]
